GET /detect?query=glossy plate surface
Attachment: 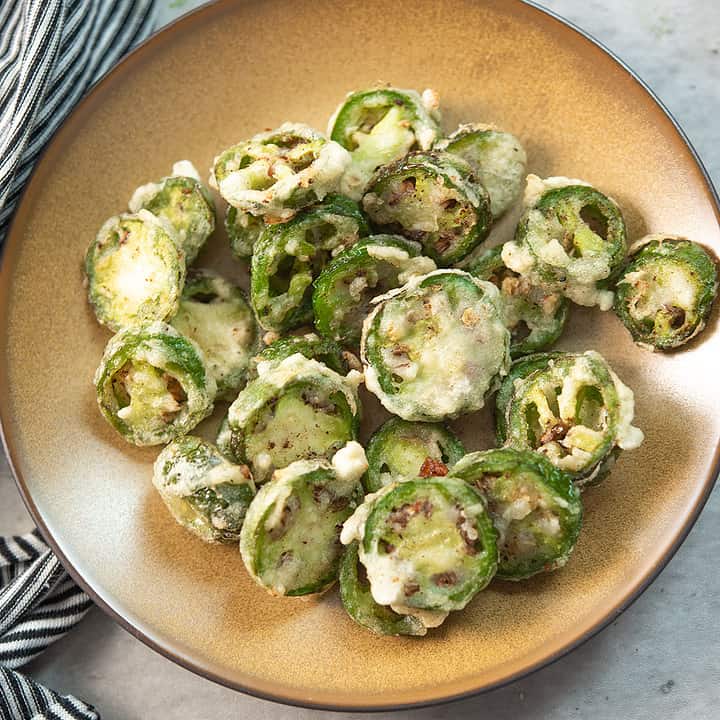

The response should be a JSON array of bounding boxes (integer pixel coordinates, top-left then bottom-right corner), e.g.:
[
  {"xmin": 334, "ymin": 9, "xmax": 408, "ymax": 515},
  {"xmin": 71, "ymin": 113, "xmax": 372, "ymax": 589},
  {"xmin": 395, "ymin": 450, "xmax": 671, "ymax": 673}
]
[{"xmin": 1, "ymin": 0, "xmax": 719, "ymax": 710}]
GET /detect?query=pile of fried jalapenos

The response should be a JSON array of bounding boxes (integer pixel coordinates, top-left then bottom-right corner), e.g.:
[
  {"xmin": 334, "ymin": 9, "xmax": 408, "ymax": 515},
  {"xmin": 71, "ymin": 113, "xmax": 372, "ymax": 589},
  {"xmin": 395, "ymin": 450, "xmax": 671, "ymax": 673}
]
[{"xmin": 84, "ymin": 86, "xmax": 718, "ymax": 637}]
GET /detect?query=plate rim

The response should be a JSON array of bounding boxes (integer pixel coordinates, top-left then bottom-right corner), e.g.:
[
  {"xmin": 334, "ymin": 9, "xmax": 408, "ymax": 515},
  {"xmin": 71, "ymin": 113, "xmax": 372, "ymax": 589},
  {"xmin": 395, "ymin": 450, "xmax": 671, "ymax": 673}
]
[{"xmin": 1, "ymin": 0, "xmax": 719, "ymax": 711}]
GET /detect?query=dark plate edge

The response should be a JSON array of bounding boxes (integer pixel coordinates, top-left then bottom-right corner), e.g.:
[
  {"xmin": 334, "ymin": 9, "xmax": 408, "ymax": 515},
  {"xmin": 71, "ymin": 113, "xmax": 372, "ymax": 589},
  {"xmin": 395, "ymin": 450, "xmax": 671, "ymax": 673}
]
[{"xmin": 1, "ymin": 0, "xmax": 719, "ymax": 712}]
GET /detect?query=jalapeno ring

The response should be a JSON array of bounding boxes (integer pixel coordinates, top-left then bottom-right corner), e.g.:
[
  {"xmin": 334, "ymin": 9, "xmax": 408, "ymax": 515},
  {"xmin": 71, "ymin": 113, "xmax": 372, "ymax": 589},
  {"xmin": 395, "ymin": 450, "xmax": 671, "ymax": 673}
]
[
  {"xmin": 227, "ymin": 353, "xmax": 361, "ymax": 483},
  {"xmin": 328, "ymin": 87, "xmax": 441, "ymax": 199},
  {"xmin": 362, "ymin": 151, "xmax": 492, "ymax": 266},
  {"xmin": 364, "ymin": 417, "xmax": 465, "ymax": 492},
  {"xmin": 153, "ymin": 435, "xmax": 255, "ymax": 544},
  {"xmin": 361, "ymin": 270, "xmax": 510, "ymax": 421},
  {"xmin": 225, "ymin": 206, "xmax": 266, "ymax": 260},
  {"xmin": 450, "ymin": 448, "xmax": 582, "ymax": 579},
  {"xmin": 312, "ymin": 234, "xmax": 436, "ymax": 347},
  {"xmin": 248, "ymin": 332, "xmax": 352, "ymax": 380},
  {"xmin": 614, "ymin": 234, "xmax": 718, "ymax": 350},
  {"xmin": 210, "ymin": 123, "xmax": 351, "ymax": 220},
  {"xmin": 94, "ymin": 321, "xmax": 216, "ymax": 446},
  {"xmin": 170, "ymin": 270, "xmax": 258, "ymax": 400},
  {"xmin": 468, "ymin": 245, "xmax": 568, "ymax": 358},
  {"xmin": 128, "ymin": 160, "xmax": 215, "ymax": 265},
  {"xmin": 240, "ymin": 441, "xmax": 367, "ymax": 596},
  {"xmin": 502, "ymin": 175, "xmax": 627, "ymax": 309},
  {"xmin": 501, "ymin": 350, "xmax": 643, "ymax": 484},
  {"xmin": 250, "ymin": 194, "xmax": 370, "ymax": 332},
  {"xmin": 341, "ymin": 476, "xmax": 497, "ymax": 613},
  {"xmin": 436, "ymin": 124, "xmax": 526, "ymax": 218},
  {"xmin": 84, "ymin": 210, "xmax": 185, "ymax": 331}
]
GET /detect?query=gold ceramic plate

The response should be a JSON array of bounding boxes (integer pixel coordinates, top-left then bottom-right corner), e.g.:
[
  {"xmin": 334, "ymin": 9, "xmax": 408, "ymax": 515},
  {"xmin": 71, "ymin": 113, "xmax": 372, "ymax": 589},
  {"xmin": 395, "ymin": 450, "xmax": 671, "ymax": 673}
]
[{"xmin": 2, "ymin": 0, "xmax": 719, "ymax": 710}]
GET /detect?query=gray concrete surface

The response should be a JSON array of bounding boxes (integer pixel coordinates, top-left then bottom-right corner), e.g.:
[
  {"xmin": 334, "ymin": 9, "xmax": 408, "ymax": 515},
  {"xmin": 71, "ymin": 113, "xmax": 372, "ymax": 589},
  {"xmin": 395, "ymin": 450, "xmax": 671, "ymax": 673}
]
[{"xmin": 2, "ymin": 0, "xmax": 719, "ymax": 717}]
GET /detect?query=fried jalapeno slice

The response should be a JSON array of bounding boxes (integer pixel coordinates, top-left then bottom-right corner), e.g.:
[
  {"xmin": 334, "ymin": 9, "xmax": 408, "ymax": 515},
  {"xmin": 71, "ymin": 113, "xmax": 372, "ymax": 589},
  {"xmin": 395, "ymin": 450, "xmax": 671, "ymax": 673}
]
[
  {"xmin": 210, "ymin": 123, "xmax": 350, "ymax": 220},
  {"xmin": 341, "ymin": 477, "xmax": 497, "ymax": 615},
  {"xmin": 225, "ymin": 206, "xmax": 265, "ymax": 260},
  {"xmin": 328, "ymin": 86, "xmax": 441, "ymax": 199},
  {"xmin": 469, "ymin": 245, "xmax": 568, "ymax": 358},
  {"xmin": 227, "ymin": 353, "xmax": 361, "ymax": 483},
  {"xmin": 450, "ymin": 449, "xmax": 582, "ymax": 580},
  {"xmin": 251, "ymin": 194, "xmax": 369, "ymax": 332},
  {"xmin": 170, "ymin": 270, "xmax": 258, "ymax": 400},
  {"xmin": 501, "ymin": 351, "xmax": 643, "ymax": 484},
  {"xmin": 240, "ymin": 441, "xmax": 367, "ymax": 596},
  {"xmin": 94, "ymin": 321, "xmax": 216, "ymax": 446},
  {"xmin": 363, "ymin": 151, "xmax": 492, "ymax": 266},
  {"xmin": 362, "ymin": 270, "xmax": 510, "ymax": 421},
  {"xmin": 128, "ymin": 160, "xmax": 215, "ymax": 264},
  {"xmin": 502, "ymin": 175, "xmax": 627, "ymax": 309},
  {"xmin": 339, "ymin": 542, "xmax": 428, "ymax": 636},
  {"xmin": 84, "ymin": 210, "xmax": 185, "ymax": 331},
  {"xmin": 436, "ymin": 124, "xmax": 527, "ymax": 218},
  {"xmin": 614, "ymin": 235, "xmax": 718, "ymax": 350},
  {"xmin": 153, "ymin": 435, "xmax": 255, "ymax": 543},
  {"xmin": 248, "ymin": 332, "xmax": 353, "ymax": 380},
  {"xmin": 364, "ymin": 417, "xmax": 465, "ymax": 493},
  {"xmin": 312, "ymin": 235, "xmax": 436, "ymax": 347}
]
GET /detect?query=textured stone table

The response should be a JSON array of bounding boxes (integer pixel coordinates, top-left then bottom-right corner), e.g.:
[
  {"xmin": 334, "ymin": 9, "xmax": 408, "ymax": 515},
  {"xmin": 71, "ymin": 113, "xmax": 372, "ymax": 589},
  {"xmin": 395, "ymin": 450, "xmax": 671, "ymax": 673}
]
[{"xmin": 2, "ymin": 1, "xmax": 719, "ymax": 717}]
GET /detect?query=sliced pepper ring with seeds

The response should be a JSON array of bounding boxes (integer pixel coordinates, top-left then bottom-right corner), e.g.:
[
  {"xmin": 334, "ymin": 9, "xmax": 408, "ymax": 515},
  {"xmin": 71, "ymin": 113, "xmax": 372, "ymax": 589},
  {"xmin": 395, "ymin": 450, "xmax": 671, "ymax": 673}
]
[
  {"xmin": 328, "ymin": 86, "xmax": 441, "ymax": 200},
  {"xmin": 240, "ymin": 441, "xmax": 367, "ymax": 596},
  {"xmin": 362, "ymin": 150, "xmax": 492, "ymax": 266},
  {"xmin": 502, "ymin": 175, "xmax": 627, "ymax": 309},
  {"xmin": 84, "ymin": 210, "xmax": 186, "ymax": 331},
  {"xmin": 250, "ymin": 194, "xmax": 370, "ymax": 333},
  {"xmin": 153, "ymin": 435, "xmax": 256, "ymax": 544},
  {"xmin": 225, "ymin": 206, "xmax": 266, "ymax": 260},
  {"xmin": 468, "ymin": 245, "xmax": 568, "ymax": 358},
  {"xmin": 312, "ymin": 234, "xmax": 437, "ymax": 348},
  {"xmin": 210, "ymin": 122, "xmax": 351, "ymax": 220},
  {"xmin": 364, "ymin": 417, "xmax": 465, "ymax": 493},
  {"xmin": 341, "ymin": 476, "xmax": 497, "ymax": 615},
  {"xmin": 450, "ymin": 448, "xmax": 582, "ymax": 580},
  {"xmin": 436, "ymin": 124, "xmax": 527, "ymax": 218},
  {"xmin": 614, "ymin": 234, "xmax": 718, "ymax": 351},
  {"xmin": 227, "ymin": 353, "xmax": 361, "ymax": 483},
  {"xmin": 94, "ymin": 321, "xmax": 216, "ymax": 447},
  {"xmin": 170, "ymin": 269, "xmax": 258, "ymax": 400},
  {"xmin": 361, "ymin": 269, "xmax": 510, "ymax": 421},
  {"xmin": 128, "ymin": 160, "xmax": 215, "ymax": 265},
  {"xmin": 501, "ymin": 350, "xmax": 643, "ymax": 485}
]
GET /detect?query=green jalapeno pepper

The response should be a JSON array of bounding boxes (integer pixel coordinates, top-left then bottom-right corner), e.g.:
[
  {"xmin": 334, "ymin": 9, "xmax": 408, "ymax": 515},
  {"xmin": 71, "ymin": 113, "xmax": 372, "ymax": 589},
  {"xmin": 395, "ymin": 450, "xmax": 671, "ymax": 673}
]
[
  {"xmin": 341, "ymin": 476, "xmax": 497, "ymax": 614},
  {"xmin": 84, "ymin": 210, "xmax": 185, "ymax": 331},
  {"xmin": 364, "ymin": 417, "xmax": 465, "ymax": 493},
  {"xmin": 94, "ymin": 321, "xmax": 216, "ymax": 446},
  {"xmin": 128, "ymin": 160, "xmax": 215, "ymax": 265},
  {"xmin": 227, "ymin": 353, "xmax": 361, "ymax": 483},
  {"xmin": 210, "ymin": 123, "xmax": 350, "ymax": 220},
  {"xmin": 436, "ymin": 124, "xmax": 526, "ymax": 218},
  {"xmin": 339, "ymin": 542, "xmax": 428, "ymax": 636},
  {"xmin": 170, "ymin": 270, "xmax": 258, "ymax": 400},
  {"xmin": 248, "ymin": 332, "xmax": 353, "ymax": 380},
  {"xmin": 152, "ymin": 435, "xmax": 255, "ymax": 543},
  {"xmin": 362, "ymin": 269, "xmax": 510, "ymax": 421},
  {"xmin": 312, "ymin": 235, "xmax": 437, "ymax": 347},
  {"xmin": 501, "ymin": 350, "xmax": 643, "ymax": 484},
  {"xmin": 328, "ymin": 87, "xmax": 441, "ymax": 199},
  {"xmin": 250, "ymin": 194, "xmax": 369, "ymax": 332},
  {"xmin": 216, "ymin": 414, "xmax": 240, "ymax": 464},
  {"xmin": 363, "ymin": 151, "xmax": 492, "ymax": 266},
  {"xmin": 502, "ymin": 175, "xmax": 627, "ymax": 309},
  {"xmin": 468, "ymin": 245, "xmax": 568, "ymax": 358},
  {"xmin": 240, "ymin": 441, "xmax": 367, "ymax": 596},
  {"xmin": 225, "ymin": 206, "xmax": 266, "ymax": 260},
  {"xmin": 450, "ymin": 448, "xmax": 582, "ymax": 580},
  {"xmin": 614, "ymin": 234, "xmax": 718, "ymax": 350}
]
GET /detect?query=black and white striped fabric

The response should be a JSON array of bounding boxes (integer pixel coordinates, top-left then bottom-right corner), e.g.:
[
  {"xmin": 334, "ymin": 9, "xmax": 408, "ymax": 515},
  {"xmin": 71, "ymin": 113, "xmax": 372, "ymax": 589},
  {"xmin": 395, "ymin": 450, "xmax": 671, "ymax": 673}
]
[{"xmin": 1, "ymin": 2, "xmax": 158, "ymax": 717}]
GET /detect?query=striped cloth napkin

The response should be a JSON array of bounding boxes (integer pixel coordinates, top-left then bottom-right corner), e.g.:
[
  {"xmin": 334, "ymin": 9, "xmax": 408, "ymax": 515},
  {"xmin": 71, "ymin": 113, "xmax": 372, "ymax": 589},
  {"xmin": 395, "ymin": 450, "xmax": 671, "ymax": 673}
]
[{"xmin": 1, "ymin": 1, "xmax": 157, "ymax": 717}]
